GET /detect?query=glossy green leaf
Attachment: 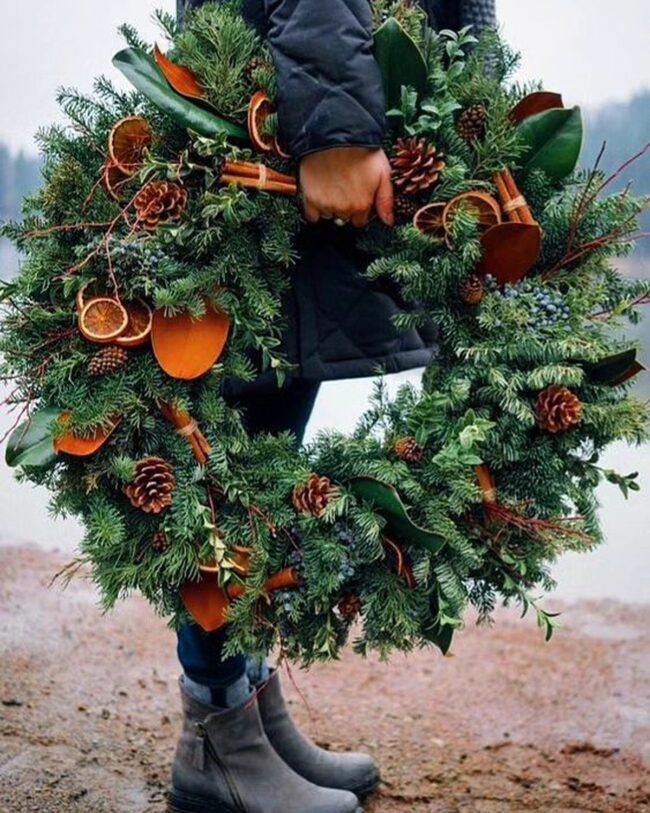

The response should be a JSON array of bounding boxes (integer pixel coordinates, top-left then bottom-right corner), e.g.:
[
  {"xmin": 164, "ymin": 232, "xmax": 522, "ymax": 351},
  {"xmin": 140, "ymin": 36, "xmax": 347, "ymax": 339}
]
[
  {"xmin": 5, "ymin": 406, "xmax": 61, "ymax": 469},
  {"xmin": 422, "ymin": 593, "xmax": 455, "ymax": 654},
  {"xmin": 517, "ymin": 106, "xmax": 583, "ymax": 181},
  {"xmin": 113, "ymin": 48, "xmax": 248, "ymax": 141},
  {"xmin": 350, "ymin": 476, "xmax": 446, "ymax": 555},
  {"xmin": 374, "ymin": 17, "xmax": 428, "ymax": 110},
  {"xmin": 584, "ymin": 349, "xmax": 645, "ymax": 386}
]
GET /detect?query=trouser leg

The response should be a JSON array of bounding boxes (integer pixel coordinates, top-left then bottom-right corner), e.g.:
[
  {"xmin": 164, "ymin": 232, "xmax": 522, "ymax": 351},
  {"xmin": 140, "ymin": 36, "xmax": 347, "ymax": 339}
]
[{"xmin": 176, "ymin": 378, "xmax": 320, "ymax": 700}]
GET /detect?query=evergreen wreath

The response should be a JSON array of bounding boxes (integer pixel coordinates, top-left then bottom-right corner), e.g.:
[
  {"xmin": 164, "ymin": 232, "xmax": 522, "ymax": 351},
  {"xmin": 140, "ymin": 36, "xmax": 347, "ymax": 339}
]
[{"xmin": 2, "ymin": 0, "xmax": 649, "ymax": 664}]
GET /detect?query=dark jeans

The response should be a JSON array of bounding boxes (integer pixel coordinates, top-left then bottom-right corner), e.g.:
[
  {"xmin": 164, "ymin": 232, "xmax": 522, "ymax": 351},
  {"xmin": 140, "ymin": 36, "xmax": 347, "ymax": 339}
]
[{"xmin": 177, "ymin": 379, "xmax": 320, "ymax": 688}]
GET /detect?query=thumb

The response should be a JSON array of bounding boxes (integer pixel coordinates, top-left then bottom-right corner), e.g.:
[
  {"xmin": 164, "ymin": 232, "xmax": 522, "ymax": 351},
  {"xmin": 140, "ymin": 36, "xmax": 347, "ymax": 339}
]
[{"xmin": 375, "ymin": 170, "xmax": 395, "ymax": 227}]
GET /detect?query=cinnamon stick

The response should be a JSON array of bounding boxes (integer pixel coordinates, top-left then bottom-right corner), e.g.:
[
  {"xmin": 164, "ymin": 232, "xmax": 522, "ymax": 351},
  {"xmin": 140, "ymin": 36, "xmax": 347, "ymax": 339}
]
[
  {"xmin": 494, "ymin": 169, "xmax": 536, "ymax": 226},
  {"xmin": 220, "ymin": 172, "xmax": 297, "ymax": 196},
  {"xmin": 159, "ymin": 401, "xmax": 211, "ymax": 465},
  {"xmin": 227, "ymin": 567, "xmax": 299, "ymax": 600},
  {"xmin": 223, "ymin": 159, "xmax": 295, "ymax": 186}
]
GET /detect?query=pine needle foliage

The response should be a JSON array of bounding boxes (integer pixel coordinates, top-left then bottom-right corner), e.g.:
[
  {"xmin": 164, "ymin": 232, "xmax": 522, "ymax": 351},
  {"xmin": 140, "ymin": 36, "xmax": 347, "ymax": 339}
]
[{"xmin": 1, "ymin": 6, "xmax": 648, "ymax": 664}]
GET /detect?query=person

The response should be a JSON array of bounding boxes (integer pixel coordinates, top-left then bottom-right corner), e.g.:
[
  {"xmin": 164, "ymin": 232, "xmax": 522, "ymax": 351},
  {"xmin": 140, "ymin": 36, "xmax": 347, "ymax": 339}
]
[{"xmin": 170, "ymin": 2, "xmax": 497, "ymax": 812}]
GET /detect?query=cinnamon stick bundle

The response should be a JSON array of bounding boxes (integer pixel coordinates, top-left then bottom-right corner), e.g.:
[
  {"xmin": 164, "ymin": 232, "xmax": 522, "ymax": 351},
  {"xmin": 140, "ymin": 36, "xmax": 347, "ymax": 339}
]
[
  {"xmin": 220, "ymin": 160, "xmax": 297, "ymax": 196},
  {"xmin": 494, "ymin": 169, "xmax": 536, "ymax": 226},
  {"xmin": 159, "ymin": 401, "xmax": 211, "ymax": 464}
]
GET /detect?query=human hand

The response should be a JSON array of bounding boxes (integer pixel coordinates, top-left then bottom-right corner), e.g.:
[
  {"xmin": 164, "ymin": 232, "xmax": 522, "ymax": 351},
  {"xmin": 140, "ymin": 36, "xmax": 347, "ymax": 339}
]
[{"xmin": 299, "ymin": 146, "xmax": 394, "ymax": 228}]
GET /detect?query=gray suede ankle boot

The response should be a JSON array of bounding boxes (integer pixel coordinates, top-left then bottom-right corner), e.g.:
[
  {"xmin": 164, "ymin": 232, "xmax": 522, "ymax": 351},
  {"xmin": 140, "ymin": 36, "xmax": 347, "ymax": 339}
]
[
  {"xmin": 256, "ymin": 671, "xmax": 380, "ymax": 799},
  {"xmin": 169, "ymin": 679, "xmax": 362, "ymax": 813}
]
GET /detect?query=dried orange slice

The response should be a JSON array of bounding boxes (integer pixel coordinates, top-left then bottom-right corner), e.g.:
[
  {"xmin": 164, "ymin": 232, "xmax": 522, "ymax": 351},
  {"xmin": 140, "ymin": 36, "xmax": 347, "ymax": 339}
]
[
  {"xmin": 247, "ymin": 91, "xmax": 275, "ymax": 153},
  {"xmin": 78, "ymin": 297, "xmax": 129, "ymax": 344},
  {"xmin": 108, "ymin": 116, "xmax": 153, "ymax": 176},
  {"xmin": 273, "ymin": 136, "xmax": 291, "ymax": 160},
  {"xmin": 115, "ymin": 300, "xmax": 153, "ymax": 348},
  {"xmin": 443, "ymin": 192, "xmax": 501, "ymax": 234},
  {"xmin": 75, "ymin": 279, "xmax": 102, "ymax": 314},
  {"xmin": 102, "ymin": 160, "xmax": 130, "ymax": 200},
  {"xmin": 413, "ymin": 203, "xmax": 446, "ymax": 237},
  {"xmin": 54, "ymin": 412, "xmax": 121, "ymax": 457}
]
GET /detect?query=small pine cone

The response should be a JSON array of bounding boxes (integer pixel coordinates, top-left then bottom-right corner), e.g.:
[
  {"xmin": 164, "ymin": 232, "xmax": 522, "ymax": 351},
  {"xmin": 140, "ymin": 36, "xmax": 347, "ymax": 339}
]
[
  {"xmin": 124, "ymin": 456, "xmax": 175, "ymax": 514},
  {"xmin": 245, "ymin": 55, "xmax": 273, "ymax": 83},
  {"xmin": 292, "ymin": 473, "xmax": 338, "ymax": 518},
  {"xmin": 456, "ymin": 104, "xmax": 487, "ymax": 142},
  {"xmin": 394, "ymin": 436, "xmax": 424, "ymax": 464},
  {"xmin": 536, "ymin": 386, "xmax": 583, "ymax": 434},
  {"xmin": 390, "ymin": 137, "xmax": 446, "ymax": 196},
  {"xmin": 460, "ymin": 275, "xmax": 485, "ymax": 305},
  {"xmin": 394, "ymin": 194, "xmax": 423, "ymax": 224},
  {"xmin": 338, "ymin": 593, "xmax": 362, "ymax": 619},
  {"xmin": 88, "ymin": 345, "xmax": 129, "ymax": 376},
  {"xmin": 134, "ymin": 181, "xmax": 188, "ymax": 230},
  {"xmin": 151, "ymin": 530, "xmax": 169, "ymax": 553}
]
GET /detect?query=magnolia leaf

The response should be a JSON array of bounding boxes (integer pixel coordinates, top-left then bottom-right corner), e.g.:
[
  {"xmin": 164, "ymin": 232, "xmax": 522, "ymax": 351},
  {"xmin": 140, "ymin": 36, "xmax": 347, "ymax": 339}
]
[
  {"xmin": 584, "ymin": 349, "xmax": 646, "ymax": 386},
  {"xmin": 153, "ymin": 44, "xmax": 207, "ymax": 101},
  {"xmin": 517, "ymin": 106, "xmax": 583, "ymax": 182},
  {"xmin": 374, "ymin": 17, "xmax": 428, "ymax": 111},
  {"xmin": 350, "ymin": 476, "xmax": 445, "ymax": 555},
  {"xmin": 5, "ymin": 406, "xmax": 61, "ymax": 469},
  {"xmin": 422, "ymin": 593, "xmax": 455, "ymax": 654},
  {"xmin": 510, "ymin": 91, "xmax": 564, "ymax": 125},
  {"xmin": 113, "ymin": 48, "xmax": 248, "ymax": 141}
]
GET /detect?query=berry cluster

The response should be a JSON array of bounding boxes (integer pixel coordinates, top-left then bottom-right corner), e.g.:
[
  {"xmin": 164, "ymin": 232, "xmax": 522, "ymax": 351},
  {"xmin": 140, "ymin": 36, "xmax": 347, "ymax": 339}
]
[{"xmin": 485, "ymin": 276, "xmax": 571, "ymax": 334}]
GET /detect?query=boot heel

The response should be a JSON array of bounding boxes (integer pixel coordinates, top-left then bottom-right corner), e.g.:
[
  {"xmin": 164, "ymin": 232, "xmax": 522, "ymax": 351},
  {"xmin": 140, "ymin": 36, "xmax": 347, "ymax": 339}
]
[{"xmin": 167, "ymin": 788, "xmax": 240, "ymax": 813}]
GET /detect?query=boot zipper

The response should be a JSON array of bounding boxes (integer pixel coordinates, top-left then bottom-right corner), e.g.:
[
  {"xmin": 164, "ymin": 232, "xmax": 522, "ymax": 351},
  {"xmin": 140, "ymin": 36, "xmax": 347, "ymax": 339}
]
[{"xmin": 195, "ymin": 722, "xmax": 247, "ymax": 813}]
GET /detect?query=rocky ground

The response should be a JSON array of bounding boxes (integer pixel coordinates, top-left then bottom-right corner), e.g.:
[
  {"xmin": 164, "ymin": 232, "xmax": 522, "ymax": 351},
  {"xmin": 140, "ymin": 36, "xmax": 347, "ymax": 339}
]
[{"xmin": 0, "ymin": 545, "xmax": 648, "ymax": 813}]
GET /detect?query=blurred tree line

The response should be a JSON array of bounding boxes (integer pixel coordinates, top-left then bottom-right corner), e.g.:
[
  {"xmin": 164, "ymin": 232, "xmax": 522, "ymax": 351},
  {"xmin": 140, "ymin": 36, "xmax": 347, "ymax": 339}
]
[{"xmin": 583, "ymin": 90, "xmax": 650, "ymax": 257}]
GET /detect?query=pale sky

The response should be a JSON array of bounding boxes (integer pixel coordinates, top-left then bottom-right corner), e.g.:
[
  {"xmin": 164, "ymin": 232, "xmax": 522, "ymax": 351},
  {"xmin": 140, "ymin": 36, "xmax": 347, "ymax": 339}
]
[{"xmin": 0, "ymin": 0, "xmax": 648, "ymax": 154}]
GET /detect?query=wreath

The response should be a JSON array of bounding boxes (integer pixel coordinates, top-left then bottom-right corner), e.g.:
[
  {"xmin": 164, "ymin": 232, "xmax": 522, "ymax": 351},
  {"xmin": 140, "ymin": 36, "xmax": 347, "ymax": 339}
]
[{"xmin": 2, "ymin": 1, "xmax": 648, "ymax": 664}]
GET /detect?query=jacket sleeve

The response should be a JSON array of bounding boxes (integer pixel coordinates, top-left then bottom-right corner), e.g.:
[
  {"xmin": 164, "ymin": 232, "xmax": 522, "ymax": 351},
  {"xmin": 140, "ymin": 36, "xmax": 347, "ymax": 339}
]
[{"xmin": 246, "ymin": 0, "xmax": 387, "ymax": 159}]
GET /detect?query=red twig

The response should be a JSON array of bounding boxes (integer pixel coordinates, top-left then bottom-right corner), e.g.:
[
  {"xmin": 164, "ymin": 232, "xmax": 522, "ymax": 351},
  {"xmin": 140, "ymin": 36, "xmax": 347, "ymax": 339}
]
[{"xmin": 485, "ymin": 502, "xmax": 592, "ymax": 542}]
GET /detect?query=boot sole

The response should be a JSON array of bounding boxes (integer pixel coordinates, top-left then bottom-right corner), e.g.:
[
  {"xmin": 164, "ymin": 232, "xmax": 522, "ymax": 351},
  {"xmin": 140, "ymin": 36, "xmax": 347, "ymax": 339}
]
[
  {"xmin": 167, "ymin": 786, "xmax": 362, "ymax": 813},
  {"xmin": 353, "ymin": 777, "xmax": 379, "ymax": 800},
  {"xmin": 169, "ymin": 788, "xmax": 363, "ymax": 813},
  {"xmin": 168, "ymin": 788, "xmax": 241, "ymax": 813}
]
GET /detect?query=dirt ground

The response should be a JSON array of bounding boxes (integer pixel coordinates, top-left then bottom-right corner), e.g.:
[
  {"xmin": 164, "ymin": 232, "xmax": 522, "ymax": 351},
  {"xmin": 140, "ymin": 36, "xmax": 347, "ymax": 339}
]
[{"xmin": 0, "ymin": 545, "xmax": 648, "ymax": 813}]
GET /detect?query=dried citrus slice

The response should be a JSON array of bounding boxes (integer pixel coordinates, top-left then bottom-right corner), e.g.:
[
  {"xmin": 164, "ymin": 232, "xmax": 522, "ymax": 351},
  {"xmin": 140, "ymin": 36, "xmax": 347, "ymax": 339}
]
[
  {"xmin": 102, "ymin": 160, "xmax": 131, "ymax": 201},
  {"xmin": 78, "ymin": 297, "xmax": 129, "ymax": 344},
  {"xmin": 443, "ymin": 192, "xmax": 501, "ymax": 234},
  {"xmin": 75, "ymin": 279, "xmax": 103, "ymax": 314},
  {"xmin": 273, "ymin": 136, "xmax": 291, "ymax": 160},
  {"xmin": 115, "ymin": 300, "xmax": 153, "ymax": 348},
  {"xmin": 247, "ymin": 91, "xmax": 275, "ymax": 153},
  {"xmin": 108, "ymin": 116, "xmax": 153, "ymax": 176},
  {"xmin": 413, "ymin": 203, "xmax": 446, "ymax": 236}
]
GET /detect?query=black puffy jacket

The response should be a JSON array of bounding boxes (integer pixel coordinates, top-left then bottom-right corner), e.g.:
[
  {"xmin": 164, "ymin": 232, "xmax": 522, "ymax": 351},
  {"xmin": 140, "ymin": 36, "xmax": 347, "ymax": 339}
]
[{"xmin": 177, "ymin": 0, "xmax": 497, "ymax": 383}]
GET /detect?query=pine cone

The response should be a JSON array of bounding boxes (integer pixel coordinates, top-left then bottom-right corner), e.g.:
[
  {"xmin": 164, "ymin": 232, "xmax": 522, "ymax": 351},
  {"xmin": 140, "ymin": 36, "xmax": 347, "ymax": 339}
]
[
  {"xmin": 245, "ymin": 56, "xmax": 273, "ymax": 83},
  {"xmin": 152, "ymin": 530, "xmax": 169, "ymax": 553},
  {"xmin": 88, "ymin": 345, "xmax": 129, "ymax": 376},
  {"xmin": 394, "ymin": 436, "xmax": 424, "ymax": 464},
  {"xmin": 536, "ymin": 386, "xmax": 583, "ymax": 434},
  {"xmin": 124, "ymin": 456, "xmax": 175, "ymax": 514},
  {"xmin": 394, "ymin": 193, "xmax": 423, "ymax": 224},
  {"xmin": 292, "ymin": 474, "xmax": 338, "ymax": 518},
  {"xmin": 390, "ymin": 137, "xmax": 446, "ymax": 196},
  {"xmin": 460, "ymin": 275, "xmax": 485, "ymax": 305},
  {"xmin": 456, "ymin": 104, "xmax": 487, "ymax": 142},
  {"xmin": 134, "ymin": 181, "xmax": 188, "ymax": 230},
  {"xmin": 338, "ymin": 593, "xmax": 362, "ymax": 619}
]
